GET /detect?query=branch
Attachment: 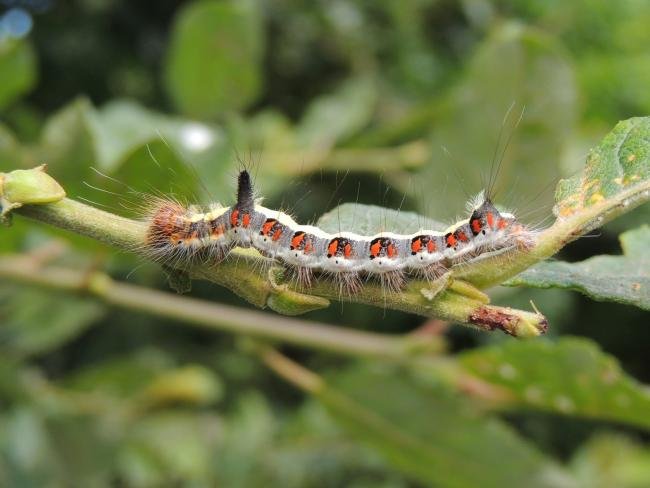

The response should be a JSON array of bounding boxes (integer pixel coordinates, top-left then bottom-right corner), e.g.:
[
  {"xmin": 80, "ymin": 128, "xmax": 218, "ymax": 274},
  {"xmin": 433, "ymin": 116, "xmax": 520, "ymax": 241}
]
[
  {"xmin": 0, "ymin": 252, "xmax": 445, "ymax": 358},
  {"xmin": 2, "ymin": 166, "xmax": 548, "ymax": 337}
]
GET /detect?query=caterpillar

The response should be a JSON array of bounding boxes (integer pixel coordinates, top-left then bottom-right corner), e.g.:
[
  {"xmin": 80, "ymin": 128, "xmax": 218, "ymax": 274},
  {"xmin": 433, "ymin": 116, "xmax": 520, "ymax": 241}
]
[{"xmin": 142, "ymin": 169, "xmax": 535, "ymax": 295}]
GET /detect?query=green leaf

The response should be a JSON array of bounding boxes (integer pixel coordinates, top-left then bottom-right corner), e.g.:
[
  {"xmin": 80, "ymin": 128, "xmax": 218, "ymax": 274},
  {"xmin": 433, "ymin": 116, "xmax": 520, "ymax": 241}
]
[
  {"xmin": 86, "ymin": 99, "xmax": 228, "ymax": 172},
  {"xmin": 0, "ymin": 217, "xmax": 29, "ymax": 253},
  {"xmin": 578, "ymin": 53, "xmax": 650, "ymax": 122},
  {"xmin": 269, "ymin": 401, "xmax": 404, "ymax": 487},
  {"xmin": 317, "ymin": 202, "xmax": 446, "ymax": 235},
  {"xmin": 214, "ymin": 393, "xmax": 278, "ymax": 486},
  {"xmin": 0, "ymin": 39, "xmax": 37, "ymax": 109},
  {"xmin": 0, "ymin": 405, "xmax": 118, "ymax": 486},
  {"xmin": 119, "ymin": 412, "xmax": 221, "ymax": 486},
  {"xmin": 63, "ymin": 349, "xmax": 174, "ymax": 398},
  {"xmin": 0, "ymin": 285, "xmax": 105, "ymax": 357},
  {"xmin": 45, "ymin": 412, "xmax": 118, "ymax": 485},
  {"xmin": 63, "ymin": 348, "xmax": 173, "ymax": 398},
  {"xmin": 0, "ymin": 123, "xmax": 23, "ymax": 169},
  {"xmin": 569, "ymin": 433, "xmax": 650, "ymax": 488},
  {"xmin": 164, "ymin": 0, "xmax": 263, "ymax": 118},
  {"xmin": 138, "ymin": 365, "xmax": 223, "ymax": 409},
  {"xmin": 34, "ymin": 98, "xmax": 235, "ymax": 209},
  {"xmin": 319, "ymin": 364, "xmax": 573, "ymax": 488},
  {"xmin": 554, "ymin": 117, "xmax": 650, "ymax": 221},
  {"xmin": 415, "ymin": 22, "xmax": 578, "ymax": 221},
  {"xmin": 458, "ymin": 338, "xmax": 650, "ymax": 430},
  {"xmin": 0, "ymin": 408, "xmax": 62, "ymax": 486},
  {"xmin": 506, "ymin": 226, "xmax": 650, "ymax": 310},
  {"xmin": 64, "ymin": 350, "xmax": 222, "ymax": 410},
  {"xmin": 37, "ymin": 97, "xmax": 96, "ymax": 174},
  {"xmin": 296, "ymin": 76, "xmax": 378, "ymax": 150},
  {"xmin": 87, "ymin": 99, "xmax": 235, "ymax": 202}
]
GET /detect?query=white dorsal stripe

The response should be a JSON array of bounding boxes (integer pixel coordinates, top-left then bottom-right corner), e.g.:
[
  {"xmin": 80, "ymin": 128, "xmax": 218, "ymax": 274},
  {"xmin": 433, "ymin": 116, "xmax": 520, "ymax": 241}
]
[{"xmin": 143, "ymin": 179, "xmax": 534, "ymax": 293}]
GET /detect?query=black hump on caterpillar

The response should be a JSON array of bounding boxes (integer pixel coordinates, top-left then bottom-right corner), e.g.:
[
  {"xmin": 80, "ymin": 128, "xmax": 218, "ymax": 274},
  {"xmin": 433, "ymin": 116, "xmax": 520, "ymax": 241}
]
[{"xmin": 236, "ymin": 170, "xmax": 255, "ymax": 212}]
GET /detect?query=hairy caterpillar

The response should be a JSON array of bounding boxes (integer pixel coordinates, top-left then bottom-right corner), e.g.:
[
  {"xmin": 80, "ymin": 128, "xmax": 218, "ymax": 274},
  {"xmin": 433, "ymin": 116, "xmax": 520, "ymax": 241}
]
[{"xmin": 143, "ymin": 169, "xmax": 535, "ymax": 294}]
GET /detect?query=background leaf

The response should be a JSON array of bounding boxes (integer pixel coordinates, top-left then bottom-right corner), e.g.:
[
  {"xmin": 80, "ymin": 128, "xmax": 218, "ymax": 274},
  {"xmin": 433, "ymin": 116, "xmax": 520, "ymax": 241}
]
[
  {"xmin": 320, "ymin": 364, "xmax": 573, "ymax": 488},
  {"xmin": 414, "ymin": 22, "xmax": 578, "ymax": 221},
  {"xmin": 296, "ymin": 76, "xmax": 378, "ymax": 150},
  {"xmin": 33, "ymin": 98, "xmax": 235, "ymax": 209},
  {"xmin": 317, "ymin": 202, "xmax": 446, "ymax": 235},
  {"xmin": 569, "ymin": 433, "xmax": 650, "ymax": 488},
  {"xmin": 458, "ymin": 338, "xmax": 650, "ymax": 429},
  {"xmin": 0, "ymin": 39, "xmax": 36, "ymax": 110},
  {"xmin": 163, "ymin": 0, "xmax": 263, "ymax": 118},
  {"xmin": 119, "ymin": 411, "xmax": 221, "ymax": 485},
  {"xmin": 506, "ymin": 226, "xmax": 650, "ymax": 309},
  {"xmin": 37, "ymin": 97, "xmax": 96, "ymax": 174},
  {"xmin": 0, "ymin": 284, "xmax": 105, "ymax": 357}
]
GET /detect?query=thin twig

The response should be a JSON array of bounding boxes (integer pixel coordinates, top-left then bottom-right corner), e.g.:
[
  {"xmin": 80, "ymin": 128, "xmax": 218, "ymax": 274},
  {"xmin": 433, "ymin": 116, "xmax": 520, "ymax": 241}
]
[{"xmin": 0, "ymin": 254, "xmax": 443, "ymax": 358}]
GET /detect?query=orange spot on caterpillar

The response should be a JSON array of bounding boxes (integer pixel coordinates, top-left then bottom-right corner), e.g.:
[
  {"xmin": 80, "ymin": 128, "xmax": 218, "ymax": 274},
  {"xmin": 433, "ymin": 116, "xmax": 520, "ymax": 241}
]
[
  {"xmin": 411, "ymin": 238, "xmax": 422, "ymax": 255},
  {"xmin": 272, "ymin": 227, "xmax": 283, "ymax": 241},
  {"xmin": 427, "ymin": 238, "xmax": 436, "ymax": 253},
  {"xmin": 497, "ymin": 219, "xmax": 508, "ymax": 230},
  {"xmin": 471, "ymin": 218, "xmax": 482, "ymax": 234},
  {"xmin": 327, "ymin": 239, "xmax": 338, "ymax": 258},
  {"xmin": 370, "ymin": 240, "xmax": 382, "ymax": 258},
  {"xmin": 344, "ymin": 242, "xmax": 352, "ymax": 258},
  {"xmin": 456, "ymin": 230, "xmax": 468, "ymax": 242},
  {"xmin": 261, "ymin": 219, "xmax": 276, "ymax": 236},
  {"xmin": 242, "ymin": 213, "xmax": 251, "ymax": 228},
  {"xmin": 445, "ymin": 233, "xmax": 457, "ymax": 248},
  {"xmin": 486, "ymin": 212, "xmax": 494, "ymax": 228},
  {"xmin": 230, "ymin": 209, "xmax": 239, "ymax": 227},
  {"xmin": 290, "ymin": 232, "xmax": 305, "ymax": 250},
  {"xmin": 387, "ymin": 243, "xmax": 396, "ymax": 258}
]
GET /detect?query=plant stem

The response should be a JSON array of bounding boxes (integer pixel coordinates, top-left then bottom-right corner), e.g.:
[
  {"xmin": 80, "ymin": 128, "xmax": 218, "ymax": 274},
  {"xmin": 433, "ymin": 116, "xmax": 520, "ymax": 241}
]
[
  {"xmin": 256, "ymin": 344, "xmax": 324, "ymax": 393},
  {"xmin": 0, "ymin": 254, "xmax": 442, "ymax": 358},
  {"xmin": 458, "ymin": 179, "xmax": 650, "ymax": 288},
  {"xmin": 14, "ymin": 197, "xmax": 548, "ymax": 337}
]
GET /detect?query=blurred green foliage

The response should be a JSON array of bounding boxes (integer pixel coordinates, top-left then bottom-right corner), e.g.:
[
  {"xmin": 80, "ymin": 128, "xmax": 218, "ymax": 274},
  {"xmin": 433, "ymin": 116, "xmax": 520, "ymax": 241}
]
[{"xmin": 1, "ymin": 1, "xmax": 649, "ymax": 486}]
